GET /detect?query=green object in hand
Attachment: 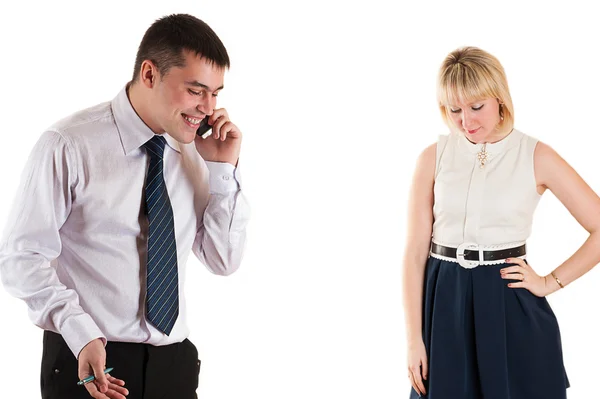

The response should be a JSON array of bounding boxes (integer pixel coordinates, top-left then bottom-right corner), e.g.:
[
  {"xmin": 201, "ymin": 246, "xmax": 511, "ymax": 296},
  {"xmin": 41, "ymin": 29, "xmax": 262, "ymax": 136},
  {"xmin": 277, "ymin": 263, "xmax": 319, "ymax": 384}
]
[{"xmin": 77, "ymin": 367, "xmax": 114, "ymax": 386}]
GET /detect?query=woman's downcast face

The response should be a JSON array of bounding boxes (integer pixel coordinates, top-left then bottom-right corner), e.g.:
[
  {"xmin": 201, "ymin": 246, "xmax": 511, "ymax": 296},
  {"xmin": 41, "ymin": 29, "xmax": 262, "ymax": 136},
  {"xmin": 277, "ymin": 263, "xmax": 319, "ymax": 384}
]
[{"xmin": 446, "ymin": 97, "xmax": 503, "ymax": 143}]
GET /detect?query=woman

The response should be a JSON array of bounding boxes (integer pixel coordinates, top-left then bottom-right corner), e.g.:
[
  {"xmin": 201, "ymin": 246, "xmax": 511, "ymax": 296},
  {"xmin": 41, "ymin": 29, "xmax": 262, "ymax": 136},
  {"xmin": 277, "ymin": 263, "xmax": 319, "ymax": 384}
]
[{"xmin": 402, "ymin": 46, "xmax": 600, "ymax": 399}]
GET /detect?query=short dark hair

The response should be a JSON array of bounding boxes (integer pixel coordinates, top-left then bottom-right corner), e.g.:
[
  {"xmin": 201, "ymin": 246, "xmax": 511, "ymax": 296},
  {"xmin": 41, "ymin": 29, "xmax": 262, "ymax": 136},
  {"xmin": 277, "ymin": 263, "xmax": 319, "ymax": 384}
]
[{"xmin": 132, "ymin": 14, "xmax": 230, "ymax": 82}]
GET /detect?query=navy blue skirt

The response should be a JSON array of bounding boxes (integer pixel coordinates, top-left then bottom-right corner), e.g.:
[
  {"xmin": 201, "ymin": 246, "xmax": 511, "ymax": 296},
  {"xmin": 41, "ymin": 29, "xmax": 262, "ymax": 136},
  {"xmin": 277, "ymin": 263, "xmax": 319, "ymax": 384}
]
[{"xmin": 410, "ymin": 256, "xmax": 569, "ymax": 399}]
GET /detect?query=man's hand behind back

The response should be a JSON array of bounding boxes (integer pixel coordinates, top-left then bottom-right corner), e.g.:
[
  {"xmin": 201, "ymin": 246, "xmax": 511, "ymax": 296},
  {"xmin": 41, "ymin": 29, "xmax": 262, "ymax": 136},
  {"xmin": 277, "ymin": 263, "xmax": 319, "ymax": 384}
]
[{"xmin": 78, "ymin": 338, "xmax": 129, "ymax": 398}]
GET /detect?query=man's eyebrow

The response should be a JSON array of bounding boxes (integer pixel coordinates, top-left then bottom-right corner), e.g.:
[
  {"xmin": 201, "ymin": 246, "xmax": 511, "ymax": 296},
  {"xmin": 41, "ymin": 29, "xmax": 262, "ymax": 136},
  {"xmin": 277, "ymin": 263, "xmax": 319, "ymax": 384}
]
[{"xmin": 185, "ymin": 80, "xmax": 224, "ymax": 91}]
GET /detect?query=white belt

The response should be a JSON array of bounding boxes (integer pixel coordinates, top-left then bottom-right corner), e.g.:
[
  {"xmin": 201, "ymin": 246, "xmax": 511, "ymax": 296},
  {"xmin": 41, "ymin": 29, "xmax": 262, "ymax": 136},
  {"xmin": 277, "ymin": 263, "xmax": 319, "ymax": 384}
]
[{"xmin": 429, "ymin": 241, "xmax": 527, "ymax": 269}]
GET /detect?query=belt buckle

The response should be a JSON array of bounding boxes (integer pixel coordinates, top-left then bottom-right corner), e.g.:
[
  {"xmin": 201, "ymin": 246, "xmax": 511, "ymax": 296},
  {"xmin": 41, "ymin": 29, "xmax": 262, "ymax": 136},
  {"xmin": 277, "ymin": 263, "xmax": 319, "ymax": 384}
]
[{"xmin": 456, "ymin": 242, "xmax": 481, "ymax": 269}]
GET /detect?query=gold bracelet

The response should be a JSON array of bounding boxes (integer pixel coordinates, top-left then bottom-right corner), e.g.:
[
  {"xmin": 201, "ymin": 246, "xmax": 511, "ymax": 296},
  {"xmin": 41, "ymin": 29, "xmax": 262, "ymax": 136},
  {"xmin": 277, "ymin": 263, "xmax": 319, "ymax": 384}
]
[{"xmin": 551, "ymin": 271, "xmax": 564, "ymax": 289}]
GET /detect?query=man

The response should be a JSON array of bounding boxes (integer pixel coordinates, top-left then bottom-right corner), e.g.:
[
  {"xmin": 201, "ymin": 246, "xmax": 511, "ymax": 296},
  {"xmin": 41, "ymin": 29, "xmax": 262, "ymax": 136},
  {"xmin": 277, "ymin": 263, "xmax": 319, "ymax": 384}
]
[{"xmin": 0, "ymin": 14, "xmax": 248, "ymax": 399}]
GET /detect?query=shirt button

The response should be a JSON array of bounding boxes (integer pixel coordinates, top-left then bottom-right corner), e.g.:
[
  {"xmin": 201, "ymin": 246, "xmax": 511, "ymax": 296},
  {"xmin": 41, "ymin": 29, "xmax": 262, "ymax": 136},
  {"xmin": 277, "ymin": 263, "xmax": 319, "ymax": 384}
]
[
  {"xmin": 222, "ymin": 175, "xmax": 230, "ymax": 181},
  {"xmin": 54, "ymin": 369, "xmax": 60, "ymax": 374}
]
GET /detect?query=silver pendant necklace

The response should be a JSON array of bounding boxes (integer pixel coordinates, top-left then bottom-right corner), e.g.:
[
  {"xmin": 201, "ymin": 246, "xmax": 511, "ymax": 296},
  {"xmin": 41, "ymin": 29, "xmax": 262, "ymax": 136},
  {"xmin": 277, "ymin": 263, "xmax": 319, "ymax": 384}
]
[{"xmin": 477, "ymin": 143, "xmax": 488, "ymax": 168}]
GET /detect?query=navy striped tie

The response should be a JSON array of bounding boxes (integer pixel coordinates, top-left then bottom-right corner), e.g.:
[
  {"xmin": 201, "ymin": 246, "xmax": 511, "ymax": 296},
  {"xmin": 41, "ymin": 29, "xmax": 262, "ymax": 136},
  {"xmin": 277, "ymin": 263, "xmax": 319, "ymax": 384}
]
[{"xmin": 143, "ymin": 135, "xmax": 179, "ymax": 335}]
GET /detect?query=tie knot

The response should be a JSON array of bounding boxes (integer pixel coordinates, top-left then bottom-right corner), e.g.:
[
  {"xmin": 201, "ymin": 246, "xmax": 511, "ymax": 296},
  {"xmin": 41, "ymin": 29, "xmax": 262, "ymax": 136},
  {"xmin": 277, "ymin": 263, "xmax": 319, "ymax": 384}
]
[{"xmin": 144, "ymin": 135, "xmax": 167, "ymax": 158}]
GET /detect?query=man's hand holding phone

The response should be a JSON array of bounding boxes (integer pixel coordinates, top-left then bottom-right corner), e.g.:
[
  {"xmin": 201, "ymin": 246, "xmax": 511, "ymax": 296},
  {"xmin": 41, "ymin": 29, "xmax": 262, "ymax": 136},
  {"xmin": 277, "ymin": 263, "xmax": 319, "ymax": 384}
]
[{"xmin": 195, "ymin": 108, "xmax": 241, "ymax": 167}]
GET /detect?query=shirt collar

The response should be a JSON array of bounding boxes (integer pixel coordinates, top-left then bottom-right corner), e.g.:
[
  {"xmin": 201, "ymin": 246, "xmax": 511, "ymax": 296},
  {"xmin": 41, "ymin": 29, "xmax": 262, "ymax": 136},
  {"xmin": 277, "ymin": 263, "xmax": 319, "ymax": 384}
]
[
  {"xmin": 112, "ymin": 85, "xmax": 181, "ymax": 155},
  {"xmin": 457, "ymin": 128, "xmax": 522, "ymax": 155}
]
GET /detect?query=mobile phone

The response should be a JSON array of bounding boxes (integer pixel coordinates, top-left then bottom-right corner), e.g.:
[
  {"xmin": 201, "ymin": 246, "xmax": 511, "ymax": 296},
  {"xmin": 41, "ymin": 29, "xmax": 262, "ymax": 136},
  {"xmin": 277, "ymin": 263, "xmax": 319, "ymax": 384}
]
[{"xmin": 196, "ymin": 116, "xmax": 212, "ymax": 139}]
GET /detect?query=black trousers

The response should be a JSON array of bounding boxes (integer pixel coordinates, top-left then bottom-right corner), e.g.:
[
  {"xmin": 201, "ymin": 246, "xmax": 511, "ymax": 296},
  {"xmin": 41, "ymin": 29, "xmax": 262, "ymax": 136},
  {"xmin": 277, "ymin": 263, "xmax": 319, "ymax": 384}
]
[{"xmin": 41, "ymin": 331, "xmax": 201, "ymax": 399}]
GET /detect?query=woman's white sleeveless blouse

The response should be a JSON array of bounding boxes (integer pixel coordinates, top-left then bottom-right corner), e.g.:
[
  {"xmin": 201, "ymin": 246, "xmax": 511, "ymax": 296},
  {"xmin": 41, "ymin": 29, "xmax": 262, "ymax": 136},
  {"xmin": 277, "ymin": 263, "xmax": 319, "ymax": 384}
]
[{"xmin": 432, "ymin": 129, "xmax": 541, "ymax": 252}]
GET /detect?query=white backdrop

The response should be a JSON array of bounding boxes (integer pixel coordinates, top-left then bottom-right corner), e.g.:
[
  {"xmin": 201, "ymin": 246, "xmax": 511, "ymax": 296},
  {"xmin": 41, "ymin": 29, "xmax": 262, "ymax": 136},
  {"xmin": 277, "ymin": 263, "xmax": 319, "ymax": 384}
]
[{"xmin": 0, "ymin": 1, "xmax": 599, "ymax": 398}]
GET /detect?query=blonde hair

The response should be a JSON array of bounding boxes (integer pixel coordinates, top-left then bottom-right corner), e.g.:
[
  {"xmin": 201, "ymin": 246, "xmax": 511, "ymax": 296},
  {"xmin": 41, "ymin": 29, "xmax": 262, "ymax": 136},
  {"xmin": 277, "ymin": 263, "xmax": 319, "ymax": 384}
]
[{"xmin": 437, "ymin": 46, "xmax": 514, "ymax": 135}]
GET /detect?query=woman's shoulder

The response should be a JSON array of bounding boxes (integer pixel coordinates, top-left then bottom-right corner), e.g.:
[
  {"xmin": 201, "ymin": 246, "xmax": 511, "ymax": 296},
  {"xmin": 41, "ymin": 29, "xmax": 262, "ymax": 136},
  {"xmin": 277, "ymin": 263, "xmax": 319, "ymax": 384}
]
[
  {"xmin": 514, "ymin": 130, "xmax": 560, "ymax": 176},
  {"xmin": 412, "ymin": 142, "xmax": 435, "ymax": 166},
  {"xmin": 415, "ymin": 132, "xmax": 457, "ymax": 170},
  {"xmin": 512, "ymin": 128, "xmax": 539, "ymax": 144}
]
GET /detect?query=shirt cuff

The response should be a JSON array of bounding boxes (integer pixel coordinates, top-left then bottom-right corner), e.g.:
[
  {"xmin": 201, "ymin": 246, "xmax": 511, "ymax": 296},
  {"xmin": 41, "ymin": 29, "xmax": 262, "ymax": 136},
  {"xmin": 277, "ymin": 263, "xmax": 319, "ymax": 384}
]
[
  {"xmin": 206, "ymin": 161, "xmax": 242, "ymax": 194},
  {"xmin": 60, "ymin": 313, "xmax": 107, "ymax": 359}
]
